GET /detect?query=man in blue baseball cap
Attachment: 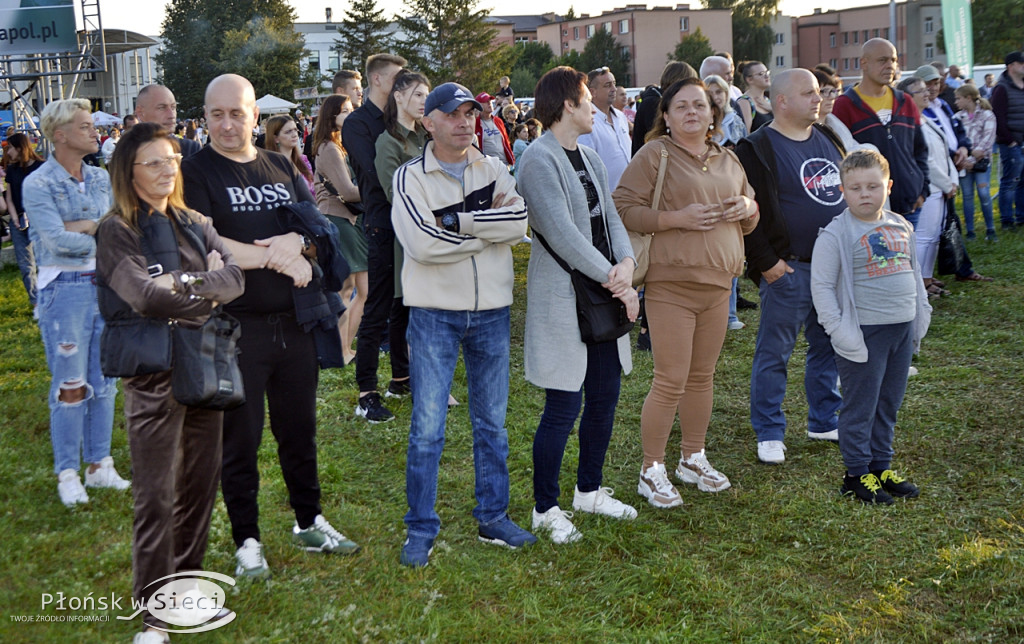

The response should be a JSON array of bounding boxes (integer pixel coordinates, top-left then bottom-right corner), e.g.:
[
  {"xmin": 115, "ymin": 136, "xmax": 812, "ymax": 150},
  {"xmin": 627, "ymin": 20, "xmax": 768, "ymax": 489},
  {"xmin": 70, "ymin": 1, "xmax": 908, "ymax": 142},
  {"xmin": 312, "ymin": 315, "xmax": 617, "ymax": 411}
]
[{"xmin": 390, "ymin": 81, "xmax": 534, "ymax": 567}]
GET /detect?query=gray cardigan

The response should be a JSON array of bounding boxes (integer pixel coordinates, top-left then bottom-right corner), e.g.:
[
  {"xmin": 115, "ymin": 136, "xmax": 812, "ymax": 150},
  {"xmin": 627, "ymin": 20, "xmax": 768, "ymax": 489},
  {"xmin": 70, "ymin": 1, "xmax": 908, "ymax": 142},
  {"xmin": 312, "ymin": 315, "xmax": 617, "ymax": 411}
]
[{"xmin": 517, "ymin": 131, "xmax": 634, "ymax": 390}]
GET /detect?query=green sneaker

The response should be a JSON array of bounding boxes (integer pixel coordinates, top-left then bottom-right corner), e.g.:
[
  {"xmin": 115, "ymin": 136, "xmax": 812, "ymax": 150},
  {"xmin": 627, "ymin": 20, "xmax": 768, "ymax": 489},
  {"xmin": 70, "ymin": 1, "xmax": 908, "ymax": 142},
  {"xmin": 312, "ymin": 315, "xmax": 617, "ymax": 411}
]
[
  {"xmin": 872, "ymin": 469, "xmax": 920, "ymax": 498},
  {"xmin": 292, "ymin": 514, "xmax": 360, "ymax": 554}
]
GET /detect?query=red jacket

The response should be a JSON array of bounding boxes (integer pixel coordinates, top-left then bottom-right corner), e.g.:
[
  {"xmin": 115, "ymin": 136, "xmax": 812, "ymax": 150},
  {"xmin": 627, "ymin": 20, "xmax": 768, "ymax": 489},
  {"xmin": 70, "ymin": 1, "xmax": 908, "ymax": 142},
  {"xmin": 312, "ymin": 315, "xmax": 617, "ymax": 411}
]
[{"xmin": 475, "ymin": 115, "xmax": 514, "ymax": 165}]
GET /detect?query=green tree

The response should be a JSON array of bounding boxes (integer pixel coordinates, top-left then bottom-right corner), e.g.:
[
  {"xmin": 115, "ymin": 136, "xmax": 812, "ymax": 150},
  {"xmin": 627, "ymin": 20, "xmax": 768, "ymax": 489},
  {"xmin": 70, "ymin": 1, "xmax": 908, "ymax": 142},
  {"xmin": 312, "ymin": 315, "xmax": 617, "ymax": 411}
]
[
  {"xmin": 395, "ymin": 0, "xmax": 518, "ymax": 92},
  {"xmin": 579, "ymin": 28, "xmax": 631, "ymax": 86},
  {"xmin": 158, "ymin": 0, "xmax": 299, "ymax": 116},
  {"xmin": 218, "ymin": 16, "xmax": 306, "ymax": 102},
  {"xmin": 971, "ymin": 0, "xmax": 1024, "ymax": 64},
  {"xmin": 703, "ymin": 0, "xmax": 777, "ymax": 66},
  {"xmin": 334, "ymin": 0, "xmax": 395, "ymax": 72},
  {"xmin": 509, "ymin": 68, "xmax": 538, "ymax": 97},
  {"xmin": 670, "ymin": 26, "xmax": 716, "ymax": 70},
  {"xmin": 509, "ymin": 41, "xmax": 554, "ymax": 98},
  {"xmin": 551, "ymin": 49, "xmax": 583, "ymax": 72}
]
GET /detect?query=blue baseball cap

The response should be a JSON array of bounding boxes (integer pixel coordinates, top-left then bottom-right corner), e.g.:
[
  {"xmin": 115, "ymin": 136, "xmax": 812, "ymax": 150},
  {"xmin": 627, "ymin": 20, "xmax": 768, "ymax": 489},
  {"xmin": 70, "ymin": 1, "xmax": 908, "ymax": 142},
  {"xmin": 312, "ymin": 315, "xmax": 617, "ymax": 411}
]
[{"xmin": 424, "ymin": 83, "xmax": 482, "ymax": 117}]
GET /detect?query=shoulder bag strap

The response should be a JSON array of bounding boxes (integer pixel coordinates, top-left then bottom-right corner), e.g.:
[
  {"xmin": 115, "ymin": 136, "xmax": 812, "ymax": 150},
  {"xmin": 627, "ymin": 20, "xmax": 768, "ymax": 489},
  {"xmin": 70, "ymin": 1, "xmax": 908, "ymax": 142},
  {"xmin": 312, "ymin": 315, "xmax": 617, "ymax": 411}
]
[
  {"xmin": 651, "ymin": 142, "xmax": 669, "ymax": 210},
  {"xmin": 534, "ymin": 232, "xmax": 574, "ymax": 276}
]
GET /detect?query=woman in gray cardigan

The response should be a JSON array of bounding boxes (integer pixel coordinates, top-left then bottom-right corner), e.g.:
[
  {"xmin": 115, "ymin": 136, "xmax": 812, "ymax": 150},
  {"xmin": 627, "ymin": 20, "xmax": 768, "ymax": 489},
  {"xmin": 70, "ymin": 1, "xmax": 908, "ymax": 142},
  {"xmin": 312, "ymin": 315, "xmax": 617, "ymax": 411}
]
[{"xmin": 517, "ymin": 67, "xmax": 639, "ymax": 544}]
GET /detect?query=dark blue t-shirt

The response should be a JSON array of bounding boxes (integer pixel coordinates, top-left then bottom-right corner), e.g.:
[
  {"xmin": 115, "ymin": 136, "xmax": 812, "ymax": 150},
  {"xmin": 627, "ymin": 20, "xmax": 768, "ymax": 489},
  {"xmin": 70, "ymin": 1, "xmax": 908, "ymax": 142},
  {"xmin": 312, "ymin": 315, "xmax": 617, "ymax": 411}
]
[{"xmin": 767, "ymin": 127, "xmax": 845, "ymax": 259}]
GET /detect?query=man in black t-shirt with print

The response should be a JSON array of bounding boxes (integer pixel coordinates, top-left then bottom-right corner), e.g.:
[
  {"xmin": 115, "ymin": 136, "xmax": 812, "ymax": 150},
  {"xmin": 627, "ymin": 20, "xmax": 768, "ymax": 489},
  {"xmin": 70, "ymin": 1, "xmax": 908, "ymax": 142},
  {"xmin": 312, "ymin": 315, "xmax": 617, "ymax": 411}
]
[
  {"xmin": 735, "ymin": 69, "xmax": 846, "ymax": 466},
  {"xmin": 182, "ymin": 74, "xmax": 359, "ymax": 580}
]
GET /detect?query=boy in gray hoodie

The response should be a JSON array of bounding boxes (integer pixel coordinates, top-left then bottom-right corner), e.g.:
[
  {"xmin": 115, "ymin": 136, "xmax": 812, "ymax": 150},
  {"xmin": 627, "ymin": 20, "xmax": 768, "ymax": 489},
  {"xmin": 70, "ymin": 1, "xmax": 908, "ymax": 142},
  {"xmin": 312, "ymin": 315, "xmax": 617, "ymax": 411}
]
[{"xmin": 810, "ymin": 150, "xmax": 931, "ymax": 504}]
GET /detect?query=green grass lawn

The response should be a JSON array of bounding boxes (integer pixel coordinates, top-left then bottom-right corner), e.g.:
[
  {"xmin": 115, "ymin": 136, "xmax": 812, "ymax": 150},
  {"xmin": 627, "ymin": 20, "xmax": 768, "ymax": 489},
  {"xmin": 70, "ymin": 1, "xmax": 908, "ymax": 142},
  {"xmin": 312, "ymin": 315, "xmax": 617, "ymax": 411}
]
[{"xmin": 1, "ymin": 227, "xmax": 1022, "ymax": 643}]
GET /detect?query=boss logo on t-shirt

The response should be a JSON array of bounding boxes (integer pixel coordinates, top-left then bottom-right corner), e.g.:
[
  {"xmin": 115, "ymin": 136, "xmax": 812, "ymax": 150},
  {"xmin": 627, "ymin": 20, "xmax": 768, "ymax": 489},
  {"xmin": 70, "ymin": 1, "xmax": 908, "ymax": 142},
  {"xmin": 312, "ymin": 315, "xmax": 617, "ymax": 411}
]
[{"xmin": 225, "ymin": 183, "xmax": 294, "ymax": 211}]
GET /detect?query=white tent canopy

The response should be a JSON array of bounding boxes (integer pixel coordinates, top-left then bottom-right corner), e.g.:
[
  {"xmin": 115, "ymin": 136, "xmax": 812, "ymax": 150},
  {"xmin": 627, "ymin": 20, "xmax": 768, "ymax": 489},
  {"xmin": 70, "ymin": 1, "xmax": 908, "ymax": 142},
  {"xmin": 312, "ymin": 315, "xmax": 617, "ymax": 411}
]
[
  {"xmin": 92, "ymin": 111, "xmax": 123, "ymax": 127},
  {"xmin": 255, "ymin": 94, "xmax": 298, "ymax": 115}
]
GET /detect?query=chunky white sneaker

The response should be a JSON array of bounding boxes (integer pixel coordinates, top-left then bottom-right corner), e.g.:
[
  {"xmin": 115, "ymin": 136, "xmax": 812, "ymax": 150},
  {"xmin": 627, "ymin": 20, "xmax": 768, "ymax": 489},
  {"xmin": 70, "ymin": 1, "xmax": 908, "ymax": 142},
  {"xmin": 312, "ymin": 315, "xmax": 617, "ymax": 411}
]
[
  {"xmin": 572, "ymin": 486, "xmax": 638, "ymax": 519},
  {"xmin": 757, "ymin": 440, "xmax": 787, "ymax": 464},
  {"xmin": 676, "ymin": 450, "xmax": 732, "ymax": 492},
  {"xmin": 84, "ymin": 456, "xmax": 130, "ymax": 490},
  {"xmin": 57, "ymin": 469, "xmax": 89, "ymax": 507},
  {"xmin": 728, "ymin": 319, "xmax": 746, "ymax": 330},
  {"xmin": 807, "ymin": 429, "xmax": 839, "ymax": 442},
  {"xmin": 637, "ymin": 462, "xmax": 683, "ymax": 508},
  {"xmin": 235, "ymin": 538, "xmax": 271, "ymax": 579},
  {"xmin": 531, "ymin": 506, "xmax": 582, "ymax": 544}
]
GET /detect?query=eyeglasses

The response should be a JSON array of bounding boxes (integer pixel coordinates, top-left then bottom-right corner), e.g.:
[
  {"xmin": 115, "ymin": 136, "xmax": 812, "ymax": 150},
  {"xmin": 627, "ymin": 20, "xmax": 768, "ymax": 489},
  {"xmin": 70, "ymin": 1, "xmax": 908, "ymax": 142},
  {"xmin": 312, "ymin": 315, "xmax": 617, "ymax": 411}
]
[
  {"xmin": 751, "ymin": 70, "xmax": 770, "ymax": 78},
  {"xmin": 820, "ymin": 88, "xmax": 840, "ymax": 98},
  {"xmin": 134, "ymin": 154, "xmax": 183, "ymax": 170}
]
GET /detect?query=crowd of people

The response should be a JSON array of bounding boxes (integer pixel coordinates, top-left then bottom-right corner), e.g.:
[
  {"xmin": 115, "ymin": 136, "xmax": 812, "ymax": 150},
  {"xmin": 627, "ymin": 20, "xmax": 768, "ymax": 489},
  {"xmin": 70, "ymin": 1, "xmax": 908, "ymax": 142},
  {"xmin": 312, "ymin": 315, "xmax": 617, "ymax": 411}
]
[{"xmin": 9, "ymin": 40, "xmax": 1024, "ymax": 643}]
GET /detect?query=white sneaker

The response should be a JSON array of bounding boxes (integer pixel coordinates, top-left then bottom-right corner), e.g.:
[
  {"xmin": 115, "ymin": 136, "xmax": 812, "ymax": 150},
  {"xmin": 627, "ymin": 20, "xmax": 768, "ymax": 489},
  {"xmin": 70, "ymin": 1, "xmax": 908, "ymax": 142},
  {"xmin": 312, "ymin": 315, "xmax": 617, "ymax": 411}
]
[
  {"xmin": 168, "ymin": 588, "xmax": 234, "ymax": 625},
  {"xmin": 235, "ymin": 538, "xmax": 271, "ymax": 579},
  {"xmin": 57, "ymin": 469, "xmax": 89, "ymax": 507},
  {"xmin": 531, "ymin": 506, "xmax": 582, "ymax": 544},
  {"xmin": 133, "ymin": 631, "xmax": 169, "ymax": 644},
  {"xmin": 757, "ymin": 440, "xmax": 787, "ymax": 464},
  {"xmin": 84, "ymin": 456, "xmax": 130, "ymax": 490},
  {"xmin": 675, "ymin": 450, "xmax": 732, "ymax": 492},
  {"xmin": 637, "ymin": 462, "xmax": 683, "ymax": 508},
  {"xmin": 572, "ymin": 486, "xmax": 638, "ymax": 519},
  {"xmin": 908, "ymin": 365, "xmax": 919, "ymax": 377},
  {"xmin": 728, "ymin": 319, "xmax": 746, "ymax": 330},
  {"xmin": 807, "ymin": 429, "xmax": 839, "ymax": 442}
]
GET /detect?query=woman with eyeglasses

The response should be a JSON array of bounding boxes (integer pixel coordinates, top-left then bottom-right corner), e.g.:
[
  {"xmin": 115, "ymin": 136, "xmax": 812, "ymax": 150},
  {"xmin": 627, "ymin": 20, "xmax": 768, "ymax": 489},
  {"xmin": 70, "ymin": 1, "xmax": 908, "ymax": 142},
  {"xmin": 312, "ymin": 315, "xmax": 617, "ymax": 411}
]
[
  {"xmin": 96, "ymin": 122, "xmax": 243, "ymax": 642},
  {"xmin": 265, "ymin": 114, "xmax": 315, "ymax": 192},
  {"xmin": 737, "ymin": 61, "xmax": 773, "ymax": 133},
  {"xmin": 23, "ymin": 98, "xmax": 129, "ymax": 506},
  {"xmin": 813, "ymin": 69, "xmax": 870, "ymax": 154}
]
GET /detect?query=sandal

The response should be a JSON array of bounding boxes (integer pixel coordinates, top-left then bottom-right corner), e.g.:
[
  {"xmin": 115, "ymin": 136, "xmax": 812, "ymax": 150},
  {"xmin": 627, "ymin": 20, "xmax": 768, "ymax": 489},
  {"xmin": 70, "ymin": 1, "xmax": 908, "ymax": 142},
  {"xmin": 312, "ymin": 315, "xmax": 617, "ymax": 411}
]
[
  {"xmin": 931, "ymin": 279, "xmax": 946, "ymax": 288},
  {"xmin": 926, "ymin": 283, "xmax": 951, "ymax": 297},
  {"xmin": 955, "ymin": 272, "xmax": 994, "ymax": 282}
]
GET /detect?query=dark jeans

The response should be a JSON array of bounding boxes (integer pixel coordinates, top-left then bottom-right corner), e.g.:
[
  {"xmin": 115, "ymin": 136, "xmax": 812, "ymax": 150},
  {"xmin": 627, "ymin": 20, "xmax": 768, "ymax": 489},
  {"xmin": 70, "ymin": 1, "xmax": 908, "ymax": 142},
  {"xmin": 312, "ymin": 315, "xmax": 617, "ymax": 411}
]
[
  {"xmin": 835, "ymin": 322, "xmax": 913, "ymax": 476},
  {"xmin": 532, "ymin": 340, "xmax": 621, "ymax": 514},
  {"xmin": 222, "ymin": 312, "xmax": 321, "ymax": 546},
  {"xmin": 355, "ymin": 227, "xmax": 409, "ymax": 392}
]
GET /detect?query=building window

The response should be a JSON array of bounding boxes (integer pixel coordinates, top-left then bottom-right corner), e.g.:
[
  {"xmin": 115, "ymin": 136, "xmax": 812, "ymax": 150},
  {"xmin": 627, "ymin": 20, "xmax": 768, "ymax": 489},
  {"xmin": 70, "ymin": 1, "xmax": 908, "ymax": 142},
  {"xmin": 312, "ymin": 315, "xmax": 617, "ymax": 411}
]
[
  {"xmin": 563, "ymin": 41, "xmax": 569, "ymax": 48},
  {"xmin": 873, "ymin": 28, "xmax": 879, "ymax": 37},
  {"xmin": 562, "ymin": 29, "xmax": 568, "ymax": 36},
  {"xmin": 586, "ymin": 24, "xmax": 595, "ymax": 38},
  {"xmin": 830, "ymin": 32, "xmax": 836, "ymax": 47},
  {"xmin": 854, "ymin": 58, "xmax": 860, "ymax": 69},
  {"xmin": 775, "ymin": 32, "xmax": 784, "ymax": 45},
  {"xmin": 924, "ymin": 18, "xmax": 933, "ymax": 33},
  {"xmin": 328, "ymin": 52, "xmax": 340, "ymax": 71},
  {"xmin": 603, "ymin": 21, "xmax": 611, "ymax": 33},
  {"xmin": 680, "ymin": 16, "xmax": 689, "ymax": 31},
  {"xmin": 843, "ymin": 32, "xmax": 848, "ymax": 45},
  {"xmin": 844, "ymin": 58, "xmax": 850, "ymax": 71},
  {"xmin": 574, "ymin": 26, "xmax": 579, "ymax": 39},
  {"xmin": 925, "ymin": 43, "xmax": 934, "ymax": 58},
  {"xmin": 775, "ymin": 55, "xmax": 785, "ymax": 67},
  {"xmin": 883, "ymin": 28, "xmax": 889, "ymax": 39},
  {"xmin": 307, "ymin": 50, "xmax": 320, "ymax": 72},
  {"xmin": 619, "ymin": 19, "xmax": 629, "ymax": 33},
  {"xmin": 853, "ymin": 31, "xmax": 859, "ymax": 44},
  {"xmin": 829, "ymin": 58, "xmax": 838, "ymax": 69},
  {"xmin": 862, "ymin": 29, "xmax": 868, "ymax": 41}
]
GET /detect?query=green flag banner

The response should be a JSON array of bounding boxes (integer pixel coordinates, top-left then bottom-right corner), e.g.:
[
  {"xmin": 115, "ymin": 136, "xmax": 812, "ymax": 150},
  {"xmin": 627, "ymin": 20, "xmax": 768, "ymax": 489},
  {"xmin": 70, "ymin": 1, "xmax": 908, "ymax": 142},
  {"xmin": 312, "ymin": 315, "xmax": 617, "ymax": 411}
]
[{"xmin": 941, "ymin": 0, "xmax": 974, "ymax": 77}]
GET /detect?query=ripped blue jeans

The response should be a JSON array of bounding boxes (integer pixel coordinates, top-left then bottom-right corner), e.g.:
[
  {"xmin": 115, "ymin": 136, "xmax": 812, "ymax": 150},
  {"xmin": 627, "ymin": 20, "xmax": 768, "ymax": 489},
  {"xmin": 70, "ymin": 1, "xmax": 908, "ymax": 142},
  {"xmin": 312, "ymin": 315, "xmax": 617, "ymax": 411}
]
[{"xmin": 37, "ymin": 272, "xmax": 117, "ymax": 474}]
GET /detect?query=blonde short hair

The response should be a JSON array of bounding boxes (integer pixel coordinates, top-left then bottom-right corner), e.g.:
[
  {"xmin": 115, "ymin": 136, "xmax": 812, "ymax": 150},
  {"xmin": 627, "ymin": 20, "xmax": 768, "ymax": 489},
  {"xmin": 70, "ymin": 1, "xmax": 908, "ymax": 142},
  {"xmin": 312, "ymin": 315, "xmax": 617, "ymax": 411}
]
[{"xmin": 40, "ymin": 98, "xmax": 91, "ymax": 141}]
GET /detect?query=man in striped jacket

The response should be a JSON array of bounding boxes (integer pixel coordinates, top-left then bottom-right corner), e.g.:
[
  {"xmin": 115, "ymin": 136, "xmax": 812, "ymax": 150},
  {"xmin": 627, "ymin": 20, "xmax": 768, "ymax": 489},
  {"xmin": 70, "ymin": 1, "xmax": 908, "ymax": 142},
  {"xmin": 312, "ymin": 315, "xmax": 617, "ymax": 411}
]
[{"xmin": 390, "ymin": 82, "xmax": 534, "ymax": 568}]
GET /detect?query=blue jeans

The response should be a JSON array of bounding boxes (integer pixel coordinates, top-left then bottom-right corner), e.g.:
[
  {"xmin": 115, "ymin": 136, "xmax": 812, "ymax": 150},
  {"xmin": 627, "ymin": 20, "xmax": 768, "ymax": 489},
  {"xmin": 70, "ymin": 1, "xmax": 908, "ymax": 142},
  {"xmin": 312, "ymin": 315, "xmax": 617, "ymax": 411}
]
[
  {"xmin": 9, "ymin": 222, "xmax": 35, "ymax": 304},
  {"xmin": 37, "ymin": 272, "xmax": 117, "ymax": 473},
  {"xmin": 902, "ymin": 206, "xmax": 920, "ymax": 230},
  {"xmin": 960, "ymin": 166, "xmax": 996, "ymax": 235},
  {"xmin": 532, "ymin": 340, "xmax": 621, "ymax": 513},
  {"xmin": 405, "ymin": 306, "xmax": 512, "ymax": 539},
  {"xmin": 835, "ymin": 323, "xmax": 913, "ymax": 476},
  {"xmin": 727, "ymin": 277, "xmax": 739, "ymax": 325},
  {"xmin": 750, "ymin": 262, "xmax": 840, "ymax": 441},
  {"xmin": 997, "ymin": 143, "xmax": 1024, "ymax": 227}
]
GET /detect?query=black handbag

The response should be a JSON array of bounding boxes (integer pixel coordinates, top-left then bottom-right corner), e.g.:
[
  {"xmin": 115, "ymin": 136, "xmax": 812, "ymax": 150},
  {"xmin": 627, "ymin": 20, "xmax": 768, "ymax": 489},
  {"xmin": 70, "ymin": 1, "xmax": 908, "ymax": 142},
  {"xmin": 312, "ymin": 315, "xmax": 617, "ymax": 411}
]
[
  {"xmin": 972, "ymin": 157, "xmax": 990, "ymax": 173},
  {"xmin": 937, "ymin": 199, "xmax": 968, "ymax": 276},
  {"xmin": 535, "ymin": 233, "xmax": 634, "ymax": 344},
  {"xmin": 170, "ymin": 308, "xmax": 245, "ymax": 410},
  {"xmin": 99, "ymin": 317, "xmax": 173, "ymax": 377}
]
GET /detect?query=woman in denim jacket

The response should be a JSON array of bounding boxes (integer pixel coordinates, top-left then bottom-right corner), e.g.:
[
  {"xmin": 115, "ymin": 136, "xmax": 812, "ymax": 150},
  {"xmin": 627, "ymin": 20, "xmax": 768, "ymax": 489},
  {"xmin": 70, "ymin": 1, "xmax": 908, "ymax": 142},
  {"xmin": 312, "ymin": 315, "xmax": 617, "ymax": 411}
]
[{"xmin": 23, "ymin": 99, "xmax": 129, "ymax": 506}]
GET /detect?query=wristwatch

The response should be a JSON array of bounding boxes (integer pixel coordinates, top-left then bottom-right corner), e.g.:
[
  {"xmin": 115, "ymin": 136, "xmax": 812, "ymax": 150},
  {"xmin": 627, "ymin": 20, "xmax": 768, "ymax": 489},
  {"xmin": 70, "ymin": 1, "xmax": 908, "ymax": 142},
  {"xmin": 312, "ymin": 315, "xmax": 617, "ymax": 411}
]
[
  {"xmin": 440, "ymin": 212, "xmax": 460, "ymax": 233},
  {"xmin": 300, "ymin": 234, "xmax": 312, "ymax": 252}
]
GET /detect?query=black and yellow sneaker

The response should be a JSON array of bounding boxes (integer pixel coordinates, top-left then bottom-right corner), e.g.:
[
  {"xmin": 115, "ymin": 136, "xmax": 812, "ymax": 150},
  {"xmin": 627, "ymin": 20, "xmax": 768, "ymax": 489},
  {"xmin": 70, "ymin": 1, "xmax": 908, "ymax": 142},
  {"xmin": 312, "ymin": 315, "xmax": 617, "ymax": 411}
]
[
  {"xmin": 840, "ymin": 473, "xmax": 895, "ymax": 505},
  {"xmin": 872, "ymin": 469, "xmax": 920, "ymax": 498}
]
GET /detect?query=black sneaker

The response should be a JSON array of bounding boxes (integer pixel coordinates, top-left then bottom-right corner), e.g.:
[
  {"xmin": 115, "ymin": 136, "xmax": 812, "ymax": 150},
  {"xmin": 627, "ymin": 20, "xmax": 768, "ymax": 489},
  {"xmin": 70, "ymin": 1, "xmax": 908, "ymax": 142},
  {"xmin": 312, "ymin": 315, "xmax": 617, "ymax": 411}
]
[
  {"xmin": 385, "ymin": 379, "xmax": 412, "ymax": 398},
  {"xmin": 736, "ymin": 295, "xmax": 758, "ymax": 310},
  {"xmin": 355, "ymin": 392, "xmax": 394, "ymax": 423},
  {"xmin": 872, "ymin": 469, "xmax": 920, "ymax": 498},
  {"xmin": 636, "ymin": 330, "xmax": 651, "ymax": 352},
  {"xmin": 840, "ymin": 473, "xmax": 895, "ymax": 505}
]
